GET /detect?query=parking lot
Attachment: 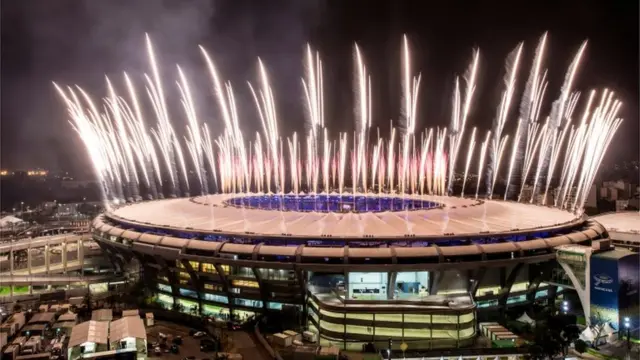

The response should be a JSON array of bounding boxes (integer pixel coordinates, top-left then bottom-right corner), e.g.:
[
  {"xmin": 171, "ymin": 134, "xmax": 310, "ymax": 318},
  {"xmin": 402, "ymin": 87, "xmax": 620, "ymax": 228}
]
[{"xmin": 146, "ymin": 320, "xmax": 227, "ymax": 360}]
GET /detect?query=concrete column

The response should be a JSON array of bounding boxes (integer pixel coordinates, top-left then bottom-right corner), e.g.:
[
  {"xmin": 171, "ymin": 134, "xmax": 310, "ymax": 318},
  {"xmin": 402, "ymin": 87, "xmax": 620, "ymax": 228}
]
[
  {"xmin": 387, "ymin": 272, "xmax": 397, "ymax": 300},
  {"xmin": 62, "ymin": 240, "xmax": 67, "ymax": 274},
  {"xmin": 9, "ymin": 249, "xmax": 14, "ymax": 274},
  {"xmin": 27, "ymin": 245, "xmax": 32, "ymax": 275},
  {"xmin": 78, "ymin": 239, "xmax": 84, "ymax": 275},
  {"xmin": 45, "ymin": 245, "xmax": 50, "ymax": 274}
]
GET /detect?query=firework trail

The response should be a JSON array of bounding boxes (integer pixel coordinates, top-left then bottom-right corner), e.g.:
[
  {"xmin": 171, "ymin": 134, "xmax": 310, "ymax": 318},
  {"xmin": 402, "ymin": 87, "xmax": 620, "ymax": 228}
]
[
  {"xmin": 249, "ymin": 59, "xmax": 281, "ymax": 193},
  {"xmin": 507, "ymin": 33, "xmax": 548, "ymax": 200},
  {"xmin": 489, "ymin": 43, "xmax": 523, "ymax": 198},
  {"xmin": 177, "ymin": 66, "xmax": 208, "ymax": 195},
  {"xmin": 461, "ymin": 127, "xmax": 477, "ymax": 196},
  {"xmin": 302, "ymin": 44, "xmax": 326, "ymax": 194},
  {"xmin": 540, "ymin": 92, "xmax": 579, "ymax": 204},
  {"xmin": 353, "ymin": 44, "xmax": 372, "ymax": 193},
  {"xmin": 476, "ymin": 130, "xmax": 492, "ymax": 199},
  {"xmin": 200, "ymin": 46, "xmax": 250, "ymax": 192},
  {"xmin": 400, "ymin": 35, "xmax": 423, "ymax": 195},
  {"xmin": 448, "ymin": 49, "xmax": 480, "ymax": 193},
  {"xmin": 144, "ymin": 34, "xmax": 183, "ymax": 197}
]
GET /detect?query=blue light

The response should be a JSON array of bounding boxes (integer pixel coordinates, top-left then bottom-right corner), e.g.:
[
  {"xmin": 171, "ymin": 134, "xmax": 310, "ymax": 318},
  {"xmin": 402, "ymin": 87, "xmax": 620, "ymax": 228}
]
[{"xmin": 225, "ymin": 194, "xmax": 440, "ymax": 213}]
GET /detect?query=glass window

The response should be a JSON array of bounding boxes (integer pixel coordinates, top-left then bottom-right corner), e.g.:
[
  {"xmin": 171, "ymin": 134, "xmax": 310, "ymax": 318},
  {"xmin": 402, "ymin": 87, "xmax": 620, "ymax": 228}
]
[
  {"xmin": 347, "ymin": 272, "xmax": 387, "ymax": 300},
  {"xmin": 157, "ymin": 284, "xmax": 172, "ymax": 293},
  {"xmin": 204, "ymin": 283, "xmax": 223, "ymax": 291},
  {"xmin": 179, "ymin": 288, "xmax": 198, "ymax": 299},
  {"xmin": 203, "ymin": 304, "xmax": 230, "ymax": 321},
  {"xmin": 201, "ymin": 263, "xmax": 216, "ymax": 274},
  {"xmin": 219, "ymin": 265, "xmax": 230, "ymax": 275},
  {"xmin": 459, "ymin": 312, "xmax": 475, "ymax": 323},
  {"xmin": 232, "ymin": 280, "xmax": 259, "ymax": 288},
  {"xmin": 535, "ymin": 289, "xmax": 549, "ymax": 299},
  {"xmin": 203, "ymin": 293, "xmax": 228, "ymax": 304},
  {"xmin": 394, "ymin": 272, "xmax": 429, "ymax": 299},
  {"xmin": 233, "ymin": 298, "xmax": 262, "ymax": 308},
  {"xmin": 259, "ymin": 268, "xmax": 293, "ymax": 281},
  {"xmin": 235, "ymin": 267, "xmax": 255, "ymax": 278}
]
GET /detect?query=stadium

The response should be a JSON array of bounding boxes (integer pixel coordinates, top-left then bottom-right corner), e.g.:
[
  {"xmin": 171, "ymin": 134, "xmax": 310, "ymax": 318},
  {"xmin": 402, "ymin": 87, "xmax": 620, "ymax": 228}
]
[{"xmin": 90, "ymin": 193, "xmax": 608, "ymax": 350}]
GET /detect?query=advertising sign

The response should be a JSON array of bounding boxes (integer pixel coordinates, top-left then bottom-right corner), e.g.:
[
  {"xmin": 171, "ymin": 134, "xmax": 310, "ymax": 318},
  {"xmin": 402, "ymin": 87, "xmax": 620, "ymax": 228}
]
[{"xmin": 590, "ymin": 254, "xmax": 620, "ymax": 329}]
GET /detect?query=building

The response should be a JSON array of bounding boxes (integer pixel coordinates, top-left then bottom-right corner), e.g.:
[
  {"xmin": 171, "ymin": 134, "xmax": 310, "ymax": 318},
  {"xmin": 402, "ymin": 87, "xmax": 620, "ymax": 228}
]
[
  {"xmin": 67, "ymin": 321, "xmax": 109, "ymax": 360},
  {"xmin": 67, "ymin": 317, "xmax": 146, "ymax": 360},
  {"xmin": 53, "ymin": 312, "xmax": 78, "ymax": 335},
  {"xmin": 91, "ymin": 309, "xmax": 113, "ymax": 322},
  {"xmin": 592, "ymin": 212, "xmax": 640, "ymax": 252},
  {"xmin": 108, "ymin": 316, "xmax": 147, "ymax": 359},
  {"xmin": 90, "ymin": 194, "xmax": 609, "ymax": 350},
  {"xmin": 22, "ymin": 312, "xmax": 56, "ymax": 336}
]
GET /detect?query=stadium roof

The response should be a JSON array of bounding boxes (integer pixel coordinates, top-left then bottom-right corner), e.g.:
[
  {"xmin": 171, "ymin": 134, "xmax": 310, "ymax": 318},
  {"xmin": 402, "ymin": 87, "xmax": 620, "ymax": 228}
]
[
  {"xmin": 592, "ymin": 212, "xmax": 640, "ymax": 234},
  {"xmin": 108, "ymin": 194, "xmax": 579, "ymax": 238}
]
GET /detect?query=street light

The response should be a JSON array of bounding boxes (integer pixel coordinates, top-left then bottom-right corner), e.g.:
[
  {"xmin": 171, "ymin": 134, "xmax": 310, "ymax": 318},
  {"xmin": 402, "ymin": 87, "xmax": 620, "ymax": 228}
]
[
  {"xmin": 624, "ymin": 317, "xmax": 631, "ymax": 350},
  {"xmin": 562, "ymin": 301, "xmax": 569, "ymax": 314}
]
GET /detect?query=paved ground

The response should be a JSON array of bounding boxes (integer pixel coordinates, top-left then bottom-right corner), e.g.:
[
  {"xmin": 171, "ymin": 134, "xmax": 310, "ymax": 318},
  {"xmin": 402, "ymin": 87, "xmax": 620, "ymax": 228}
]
[
  {"xmin": 145, "ymin": 320, "xmax": 273, "ymax": 360},
  {"xmin": 147, "ymin": 321, "xmax": 218, "ymax": 360},
  {"xmin": 230, "ymin": 331, "xmax": 273, "ymax": 360}
]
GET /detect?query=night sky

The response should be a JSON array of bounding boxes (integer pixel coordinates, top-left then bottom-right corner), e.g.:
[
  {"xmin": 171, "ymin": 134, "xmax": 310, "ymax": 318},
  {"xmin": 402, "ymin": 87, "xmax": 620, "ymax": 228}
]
[{"xmin": 1, "ymin": 0, "xmax": 638, "ymax": 176}]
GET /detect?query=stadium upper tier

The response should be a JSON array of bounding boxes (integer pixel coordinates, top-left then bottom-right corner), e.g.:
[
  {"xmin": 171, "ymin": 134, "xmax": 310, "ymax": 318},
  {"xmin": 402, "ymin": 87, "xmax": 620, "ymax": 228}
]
[
  {"xmin": 592, "ymin": 211, "xmax": 640, "ymax": 235},
  {"xmin": 106, "ymin": 194, "xmax": 581, "ymax": 240}
]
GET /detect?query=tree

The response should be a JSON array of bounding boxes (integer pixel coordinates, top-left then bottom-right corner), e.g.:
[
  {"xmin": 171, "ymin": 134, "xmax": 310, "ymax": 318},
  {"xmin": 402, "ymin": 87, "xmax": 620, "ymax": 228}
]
[
  {"xmin": 590, "ymin": 311, "xmax": 607, "ymax": 349},
  {"xmin": 84, "ymin": 292, "xmax": 93, "ymax": 313},
  {"xmin": 574, "ymin": 339, "xmax": 588, "ymax": 354},
  {"xmin": 526, "ymin": 344, "xmax": 546, "ymax": 360},
  {"xmin": 527, "ymin": 312, "xmax": 581, "ymax": 359},
  {"xmin": 12, "ymin": 303, "xmax": 22, "ymax": 313}
]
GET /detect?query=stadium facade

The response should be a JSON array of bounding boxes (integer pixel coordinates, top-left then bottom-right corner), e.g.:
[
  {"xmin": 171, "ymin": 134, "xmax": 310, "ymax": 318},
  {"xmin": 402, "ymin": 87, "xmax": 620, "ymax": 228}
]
[{"xmin": 90, "ymin": 194, "xmax": 609, "ymax": 350}]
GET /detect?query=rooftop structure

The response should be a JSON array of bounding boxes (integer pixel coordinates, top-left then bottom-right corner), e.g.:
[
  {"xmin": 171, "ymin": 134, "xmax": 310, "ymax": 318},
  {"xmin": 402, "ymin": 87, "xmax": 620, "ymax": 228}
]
[
  {"xmin": 593, "ymin": 212, "xmax": 640, "ymax": 235},
  {"xmin": 109, "ymin": 195, "xmax": 580, "ymax": 239},
  {"xmin": 28, "ymin": 312, "xmax": 55, "ymax": 325},
  {"xmin": 90, "ymin": 309, "xmax": 113, "ymax": 322},
  {"xmin": 68, "ymin": 320, "xmax": 109, "ymax": 349}
]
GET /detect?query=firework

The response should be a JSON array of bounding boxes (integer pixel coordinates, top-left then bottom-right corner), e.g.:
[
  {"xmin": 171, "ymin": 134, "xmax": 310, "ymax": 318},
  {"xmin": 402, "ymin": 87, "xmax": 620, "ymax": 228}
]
[{"xmin": 56, "ymin": 34, "xmax": 622, "ymax": 215}]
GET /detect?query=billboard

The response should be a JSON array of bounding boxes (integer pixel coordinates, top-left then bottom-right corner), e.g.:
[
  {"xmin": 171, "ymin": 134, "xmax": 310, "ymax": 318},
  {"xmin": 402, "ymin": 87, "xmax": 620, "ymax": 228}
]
[
  {"xmin": 590, "ymin": 254, "xmax": 620, "ymax": 328},
  {"xmin": 619, "ymin": 254, "xmax": 640, "ymax": 332}
]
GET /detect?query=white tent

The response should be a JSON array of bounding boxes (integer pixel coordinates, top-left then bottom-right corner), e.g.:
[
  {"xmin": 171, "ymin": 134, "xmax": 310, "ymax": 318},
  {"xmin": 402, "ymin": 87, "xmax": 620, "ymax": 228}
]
[
  {"xmin": 603, "ymin": 322, "xmax": 618, "ymax": 342},
  {"xmin": 516, "ymin": 312, "xmax": 535, "ymax": 326},
  {"xmin": 602, "ymin": 322, "xmax": 617, "ymax": 335},
  {"xmin": 579, "ymin": 326, "xmax": 595, "ymax": 343},
  {"xmin": 0, "ymin": 215, "xmax": 24, "ymax": 228}
]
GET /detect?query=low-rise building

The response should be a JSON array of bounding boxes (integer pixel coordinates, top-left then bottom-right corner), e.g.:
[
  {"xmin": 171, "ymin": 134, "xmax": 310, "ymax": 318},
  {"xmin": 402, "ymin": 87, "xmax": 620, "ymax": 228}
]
[
  {"xmin": 67, "ymin": 321, "xmax": 109, "ymax": 360},
  {"xmin": 108, "ymin": 316, "xmax": 147, "ymax": 359},
  {"xmin": 90, "ymin": 309, "xmax": 112, "ymax": 322}
]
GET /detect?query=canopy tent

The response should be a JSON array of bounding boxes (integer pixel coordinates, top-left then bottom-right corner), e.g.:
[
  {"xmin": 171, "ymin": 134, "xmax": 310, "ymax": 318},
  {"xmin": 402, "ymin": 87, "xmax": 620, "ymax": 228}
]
[
  {"xmin": 0, "ymin": 215, "xmax": 24, "ymax": 228},
  {"xmin": 603, "ymin": 322, "xmax": 618, "ymax": 342},
  {"xmin": 579, "ymin": 326, "xmax": 595, "ymax": 342},
  {"xmin": 602, "ymin": 322, "xmax": 617, "ymax": 335},
  {"xmin": 516, "ymin": 312, "xmax": 535, "ymax": 326}
]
